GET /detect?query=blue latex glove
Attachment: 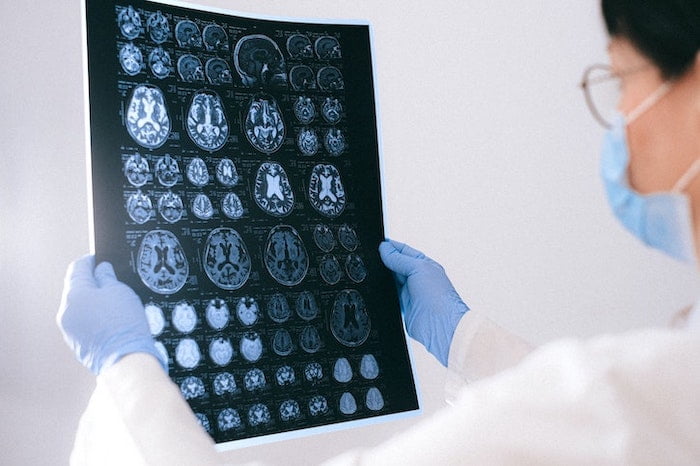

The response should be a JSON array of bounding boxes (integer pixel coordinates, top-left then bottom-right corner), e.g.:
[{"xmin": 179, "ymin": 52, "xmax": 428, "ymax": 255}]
[
  {"xmin": 57, "ymin": 255, "xmax": 167, "ymax": 375},
  {"xmin": 379, "ymin": 240, "xmax": 469, "ymax": 366}
]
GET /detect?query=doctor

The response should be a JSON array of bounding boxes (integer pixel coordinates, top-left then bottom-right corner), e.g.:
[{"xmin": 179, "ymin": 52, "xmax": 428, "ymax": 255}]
[{"xmin": 58, "ymin": 0, "xmax": 700, "ymax": 464}]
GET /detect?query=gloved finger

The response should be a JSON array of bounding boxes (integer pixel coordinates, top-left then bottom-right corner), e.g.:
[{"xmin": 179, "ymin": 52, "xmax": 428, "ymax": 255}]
[
  {"xmin": 379, "ymin": 241, "xmax": 424, "ymax": 277},
  {"xmin": 94, "ymin": 262, "xmax": 118, "ymax": 288},
  {"xmin": 386, "ymin": 239, "xmax": 426, "ymax": 259},
  {"xmin": 65, "ymin": 255, "xmax": 96, "ymax": 291}
]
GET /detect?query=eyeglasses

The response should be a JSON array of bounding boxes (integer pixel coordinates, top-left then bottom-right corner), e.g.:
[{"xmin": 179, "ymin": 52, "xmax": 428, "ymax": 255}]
[{"xmin": 579, "ymin": 63, "xmax": 651, "ymax": 129}]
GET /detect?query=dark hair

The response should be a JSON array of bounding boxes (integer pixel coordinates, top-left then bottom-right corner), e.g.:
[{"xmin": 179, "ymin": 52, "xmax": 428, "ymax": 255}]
[{"xmin": 602, "ymin": 0, "xmax": 700, "ymax": 79}]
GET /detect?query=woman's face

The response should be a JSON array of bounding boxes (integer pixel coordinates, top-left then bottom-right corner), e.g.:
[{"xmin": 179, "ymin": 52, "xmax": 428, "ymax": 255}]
[{"xmin": 609, "ymin": 37, "xmax": 700, "ymax": 195}]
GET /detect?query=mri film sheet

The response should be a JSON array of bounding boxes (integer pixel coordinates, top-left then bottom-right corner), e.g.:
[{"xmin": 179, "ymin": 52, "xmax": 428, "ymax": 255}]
[{"xmin": 84, "ymin": 0, "xmax": 418, "ymax": 448}]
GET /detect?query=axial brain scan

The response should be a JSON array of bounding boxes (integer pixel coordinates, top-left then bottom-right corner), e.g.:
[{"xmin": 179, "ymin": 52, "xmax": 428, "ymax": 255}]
[
  {"xmin": 293, "ymin": 96, "xmax": 316, "ymax": 124},
  {"xmin": 299, "ymin": 325, "xmax": 321, "ymax": 353},
  {"xmin": 147, "ymin": 11, "xmax": 170, "ymax": 43},
  {"xmin": 205, "ymin": 298, "xmax": 230, "ymax": 330},
  {"xmin": 124, "ymin": 153, "xmax": 150, "ymax": 187},
  {"xmin": 191, "ymin": 193, "xmax": 214, "ymax": 220},
  {"xmin": 155, "ymin": 154, "xmax": 179, "ymax": 187},
  {"xmin": 126, "ymin": 191, "xmax": 153, "ymax": 224},
  {"xmin": 240, "ymin": 331, "xmax": 263, "ymax": 362},
  {"xmin": 236, "ymin": 297, "xmax": 259, "ymax": 326},
  {"xmin": 175, "ymin": 19, "xmax": 202, "ymax": 48},
  {"xmin": 172, "ymin": 301, "xmax": 197, "ymax": 334},
  {"xmin": 157, "ymin": 191, "xmax": 184, "ymax": 223},
  {"xmin": 186, "ymin": 157, "xmax": 209, "ymax": 187},
  {"xmin": 272, "ymin": 328, "xmax": 293, "ymax": 356},
  {"xmin": 144, "ymin": 303, "xmax": 165, "ymax": 336},
  {"xmin": 333, "ymin": 357, "xmax": 353, "ymax": 383},
  {"xmin": 137, "ymin": 229, "xmax": 189, "ymax": 294},
  {"xmin": 119, "ymin": 42, "xmax": 143, "ymax": 76},
  {"xmin": 148, "ymin": 47, "xmax": 172, "ymax": 79},
  {"xmin": 330, "ymin": 290, "xmax": 371, "ymax": 347},
  {"xmin": 117, "ymin": 6, "xmax": 141, "ymax": 40},
  {"xmin": 233, "ymin": 34, "xmax": 286, "ymax": 87},
  {"xmin": 308, "ymin": 164, "xmax": 346, "ymax": 218},
  {"xmin": 266, "ymin": 293, "xmax": 291, "ymax": 323},
  {"xmin": 244, "ymin": 96, "xmax": 285, "ymax": 154},
  {"xmin": 203, "ymin": 227, "xmax": 251, "ymax": 290},
  {"xmin": 275, "ymin": 365, "xmax": 295, "ymax": 386},
  {"xmin": 322, "ymin": 97, "xmax": 343, "ymax": 124},
  {"xmin": 126, "ymin": 85, "xmax": 171, "ymax": 149},
  {"xmin": 221, "ymin": 192, "xmax": 244, "ymax": 219},
  {"xmin": 313, "ymin": 224, "xmax": 336, "ymax": 252},
  {"xmin": 324, "ymin": 128, "xmax": 346, "ymax": 156},
  {"xmin": 339, "ymin": 392, "xmax": 357, "ymax": 415},
  {"xmin": 338, "ymin": 224, "xmax": 358, "ymax": 251},
  {"xmin": 297, "ymin": 127, "xmax": 319, "ymax": 156},
  {"xmin": 175, "ymin": 338, "xmax": 201, "ymax": 369},
  {"xmin": 295, "ymin": 291, "xmax": 318, "ymax": 321},
  {"xmin": 264, "ymin": 225, "xmax": 309, "ymax": 286},
  {"xmin": 216, "ymin": 158, "xmax": 239, "ymax": 187},
  {"xmin": 253, "ymin": 162, "xmax": 294, "ymax": 217},
  {"xmin": 209, "ymin": 337, "xmax": 234, "ymax": 366},
  {"xmin": 318, "ymin": 254, "xmax": 342, "ymax": 285},
  {"xmin": 186, "ymin": 91, "xmax": 229, "ymax": 151}
]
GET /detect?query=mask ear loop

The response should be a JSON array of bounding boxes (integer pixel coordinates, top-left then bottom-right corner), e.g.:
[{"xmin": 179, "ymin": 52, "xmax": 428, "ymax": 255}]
[
  {"xmin": 673, "ymin": 159, "xmax": 700, "ymax": 193},
  {"xmin": 625, "ymin": 81, "xmax": 674, "ymax": 125}
]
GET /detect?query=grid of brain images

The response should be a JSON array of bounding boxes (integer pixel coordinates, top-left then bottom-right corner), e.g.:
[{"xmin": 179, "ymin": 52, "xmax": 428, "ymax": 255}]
[{"xmin": 114, "ymin": 3, "xmax": 387, "ymax": 442}]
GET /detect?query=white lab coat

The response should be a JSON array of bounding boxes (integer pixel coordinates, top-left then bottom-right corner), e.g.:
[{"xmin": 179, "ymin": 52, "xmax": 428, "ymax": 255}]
[{"xmin": 70, "ymin": 308, "xmax": 700, "ymax": 465}]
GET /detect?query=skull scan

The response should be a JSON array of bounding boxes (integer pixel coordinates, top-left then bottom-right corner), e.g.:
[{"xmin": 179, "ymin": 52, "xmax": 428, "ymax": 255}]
[
  {"xmin": 235, "ymin": 297, "xmax": 259, "ymax": 326},
  {"xmin": 147, "ymin": 11, "xmax": 170, "ymax": 44},
  {"xmin": 308, "ymin": 164, "xmax": 346, "ymax": 218},
  {"xmin": 215, "ymin": 158, "xmax": 239, "ymax": 187},
  {"xmin": 126, "ymin": 85, "xmax": 171, "ymax": 149},
  {"xmin": 195, "ymin": 414, "xmax": 211, "ymax": 433},
  {"xmin": 233, "ymin": 34, "xmax": 286, "ymax": 87},
  {"xmin": 119, "ymin": 43, "xmax": 143, "ymax": 76},
  {"xmin": 330, "ymin": 289, "xmax": 371, "ymax": 347},
  {"xmin": 360, "ymin": 354, "xmax": 379, "ymax": 380},
  {"xmin": 240, "ymin": 331, "xmax": 263, "ymax": 363},
  {"xmin": 304, "ymin": 362, "xmax": 323, "ymax": 383},
  {"xmin": 339, "ymin": 392, "xmax": 357, "ymax": 415},
  {"xmin": 209, "ymin": 337, "xmax": 234, "ymax": 366},
  {"xmin": 175, "ymin": 338, "xmax": 201, "ymax": 369},
  {"xmin": 148, "ymin": 47, "xmax": 172, "ymax": 79},
  {"xmin": 126, "ymin": 191, "xmax": 153, "ymax": 224},
  {"xmin": 322, "ymin": 97, "xmax": 343, "ymax": 124},
  {"xmin": 333, "ymin": 357, "xmax": 353, "ymax": 383},
  {"xmin": 313, "ymin": 224, "xmax": 336, "ymax": 252},
  {"xmin": 205, "ymin": 298, "xmax": 230, "ymax": 330},
  {"xmin": 286, "ymin": 34, "xmax": 313, "ymax": 59},
  {"xmin": 154, "ymin": 154, "xmax": 179, "ymax": 187},
  {"xmin": 247, "ymin": 403, "xmax": 271, "ymax": 426},
  {"xmin": 191, "ymin": 193, "xmax": 214, "ymax": 220},
  {"xmin": 293, "ymin": 96, "xmax": 316, "ymax": 124},
  {"xmin": 324, "ymin": 128, "xmax": 346, "ymax": 156},
  {"xmin": 266, "ymin": 293, "xmax": 291, "ymax": 323},
  {"xmin": 263, "ymin": 225, "xmax": 309, "ymax": 286},
  {"xmin": 117, "ymin": 6, "xmax": 141, "ymax": 40},
  {"xmin": 144, "ymin": 303, "xmax": 165, "ymax": 336},
  {"xmin": 295, "ymin": 291, "xmax": 319, "ymax": 321},
  {"xmin": 315, "ymin": 36, "xmax": 342, "ymax": 60},
  {"xmin": 253, "ymin": 162, "xmax": 294, "ymax": 217},
  {"xmin": 124, "ymin": 153, "xmax": 150, "ymax": 187},
  {"xmin": 137, "ymin": 230, "xmax": 189, "ymax": 294},
  {"xmin": 317, "ymin": 66, "xmax": 345, "ymax": 91},
  {"xmin": 205, "ymin": 57, "xmax": 233, "ymax": 85},
  {"xmin": 275, "ymin": 365, "xmax": 295, "ymax": 386},
  {"xmin": 244, "ymin": 96, "xmax": 286, "ymax": 154},
  {"xmin": 203, "ymin": 24, "xmax": 229, "ymax": 52},
  {"xmin": 180, "ymin": 376, "xmax": 205, "ymax": 400},
  {"xmin": 365, "ymin": 387, "xmax": 385, "ymax": 411},
  {"xmin": 289, "ymin": 65, "xmax": 316, "ymax": 91},
  {"xmin": 186, "ymin": 157, "xmax": 209, "ymax": 187},
  {"xmin": 213, "ymin": 372, "xmax": 237, "ymax": 396},
  {"xmin": 177, "ymin": 54, "xmax": 204, "ymax": 83},
  {"xmin": 299, "ymin": 325, "xmax": 321, "ymax": 354},
  {"xmin": 279, "ymin": 400, "xmax": 301, "ymax": 422},
  {"xmin": 221, "ymin": 192, "xmax": 244, "ymax": 219},
  {"xmin": 308, "ymin": 395, "xmax": 329, "ymax": 416},
  {"xmin": 338, "ymin": 224, "xmax": 359, "ymax": 251},
  {"xmin": 244, "ymin": 369, "xmax": 266, "ymax": 392},
  {"xmin": 186, "ymin": 91, "xmax": 229, "ymax": 152},
  {"xmin": 172, "ymin": 301, "xmax": 197, "ymax": 334},
  {"xmin": 202, "ymin": 227, "xmax": 251, "ymax": 290},
  {"xmin": 217, "ymin": 408, "xmax": 242, "ymax": 431},
  {"xmin": 157, "ymin": 191, "xmax": 184, "ymax": 223},
  {"xmin": 345, "ymin": 253, "xmax": 367, "ymax": 283},
  {"xmin": 175, "ymin": 20, "xmax": 202, "ymax": 48},
  {"xmin": 272, "ymin": 329, "xmax": 293, "ymax": 356},
  {"xmin": 297, "ymin": 127, "xmax": 319, "ymax": 156},
  {"xmin": 318, "ymin": 254, "xmax": 342, "ymax": 285}
]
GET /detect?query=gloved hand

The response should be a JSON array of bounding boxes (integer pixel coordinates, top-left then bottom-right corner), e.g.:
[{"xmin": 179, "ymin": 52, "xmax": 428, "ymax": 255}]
[
  {"xmin": 57, "ymin": 255, "xmax": 167, "ymax": 375},
  {"xmin": 379, "ymin": 240, "xmax": 469, "ymax": 366}
]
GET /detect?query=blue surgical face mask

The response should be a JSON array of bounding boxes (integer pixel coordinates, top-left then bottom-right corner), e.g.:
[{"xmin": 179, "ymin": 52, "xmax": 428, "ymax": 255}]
[{"xmin": 600, "ymin": 81, "xmax": 700, "ymax": 264}]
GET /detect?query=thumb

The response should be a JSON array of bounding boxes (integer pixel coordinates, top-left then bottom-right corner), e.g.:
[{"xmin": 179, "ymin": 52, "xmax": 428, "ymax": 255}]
[
  {"xmin": 94, "ymin": 262, "xmax": 118, "ymax": 287},
  {"xmin": 379, "ymin": 241, "xmax": 424, "ymax": 277}
]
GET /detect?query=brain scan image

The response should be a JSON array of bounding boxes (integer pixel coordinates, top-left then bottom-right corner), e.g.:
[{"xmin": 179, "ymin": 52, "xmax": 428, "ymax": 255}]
[
  {"xmin": 319, "ymin": 254, "xmax": 342, "ymax": 285},
  {"xmin": 272, "ymin": 329, "xmax": 293, "ymax": 356},
  {"xmin": 203, "ymin": 24, "xmax": 229, "ymax": 52},
  {"xmin": 308, "ymin": 395, "xmax": 329, "ymax": 417},
  {"xmin": 236, "ymin": 297, "xmax": 259, "ymax": 326},
  {"xmin": 147, "ymin": 11, "xmax": 170, "ymax": 43},
  {"xmin": 124, "ymin": 153, "xmax": 150, "ymax": 187},
  {"xmin": 293, "ymin": 96, "xmax": 316, "ymax": 124},
  {"xmin": 286, "ymin": 34, "xmax": 313, "ymax": 59},
  {"xmin": 295, "ymin": 291, "xmax": 318, "ymax": 321},
  {"xmin": 144, "ymin": 303, "xmax": 165, "ymax": 336},
  {"xmin": 322, "ymin": 97, "xmax": 343, "ymax": 124},
  {"xmin": 333, "ymin": 357, "xmax": 353, "ymax": 383},
  {"xmin": 315, "ymin": 36, "xmax": 342, "ymax": 59},
  {"xmin": 264, "ymin": 225, "xmax": 309, "ymax": 286},
  {"xmin": 240, "ymin": 331, "xmax": 263, "ymax": 363},
  {"xmin": 289, "ymin": 65, "xmax": 316, "ymax": 91},
  {"xmin": 221, "ymin": 192, "xmax": 244, "ymax": 219},
  {"xmin": 330, "ymin": 290, "xmax": 371, "ymax": 347},
  {"xmin": 119, "ymin": 43, "xmax": 143, "ymax": 76},
  {"xmin": 213, "ymin": 372, "xmax": 237, "ymax": 396},
  {"xmin": 216, "ymin": 158, "xmax": 239, "ymax": 187},
  {"xmin": 137, "ymin": 230, "xmax": 189, "ymax": 294},
  {"xmin": 180, "ymin": 376, "xmax": 205, "ymax": 400},
  {"xmin": 313, "ymin": 224, "xmax": 336, "ymax": 252},
  {"xmin": 304, "ymin": 362, "xmax": 323, "ymax": 383},
  {"xmin": 244, "ymin": 368, "xmax": 266, "ymax": 392},
  {"xmin": 126, "ymin": 191, "xmax": 153, "ymax": 224},
  {"xmin": 175, "ymin": 20, "xmax": 202, "ymax": 48},
  {"xmin": 244, "ymin": 96, "xmax": 285, "ymax": 154},
  {"xmin": 186, "ymin": 91, "xmax": 229, "ymax": 152},
  {"xmin": 247, "ymin": 403, "xmax": 271, "ymax": 427},
  {"xmin": 172, "ymin": 301, "xmax": 197, "ymax": 334},
  {"xmin": 338, "ymin": 224, "xmax": 358, "ymax": 251},
  {"xmin": 308, "ymin": 164, "xmax": 346, "ymax": 218},
  {"xmin": 126, "ymin": 85, "xmax": 170, "ymax": 149},
  {"xmin": 209, "ymin": 337, "xmax": 234, "ymax": 366},
  {"xmin": 233, "ymin": 34, "xmax": 286, "ymax": 87},
  {"xmin": 117, "ymin": 6, "xmax": 141, "ymax": 40},
  {"xmin": 154, "ymin": 341, "xmax": 169, "ymax": 366},
  {"xmin": 339, "ymin": 392, "xmax": 357, "ymax": 415},
  {"xmin": 275, "ymin": 365, "xmax": 295, "ymax": 386},
  {"xmin": 175, "ymin": 338, "xmax": 201, "ymax": 369},
  {"xmin": 155, "ymin": 154, "xmax": 179, "ymax": 187},
  {"xmin": 297, "ymin": 128, "xmax": 319, "ymax": 156},
  {"xmin": 253, "ymin": 162, "xmax": 294, "ymax": 217},
  {"xmin": 205, "ymin": 58, "xmax": 233, "ymax": 85},
  {"xmin": 157, "ymin": 191, "xmax": 184, "ymax": 223},
  {"xmin": 191, "ymin": 193, "xmax": 214, "ymax": 220},
  {"xmin": 345, "ymin": 254, "xmax": 367, "ymax": 283},
  {"xmin": 203, "ymin": 227, "xmax": 251, "ymax": 290},
  {"xmin": 359, "ymin": 354, "xmax": 379, "ymax": 380},
  {"xmin": 365, "ymin": 387, "xmax": 385, "ymax": 411},
  {"xmin": 324, "ymin": 128, "xmax": 346, "ymax": 156},
  {"xmin": 186, "ymin": 157, "xmax": 209, "ymax": 187},
  {"xmin": 217, "ymin": 408, "xmax": 242, "ymax": 431},
  {"xmin": 177, "ymin": 54, "xmax": 204, "ymax": 83},
  {"xmin": 148, "ymin": 46, "xmax": 172, "ymax": 79},
  {"xmin": 205, "ymin": 298, "xmax": 229, "ymax": 330},
  {"xmin": 300, "ymin": 325, "xmax": 321, "ymax": 354},
  {"xmin": 279, "ymin": 400, "xmax": 301, "ymax": 422},
  {"xmin": 196, "ymin": 413, "xmax": 212, "ymax": 433},
  {"xmin": 266, "ymin": 293, "xmax": 291, "ymax": 323},
  {"xmin": 318, "ymin": 66, "xmax": 345, "ymax": 91}
]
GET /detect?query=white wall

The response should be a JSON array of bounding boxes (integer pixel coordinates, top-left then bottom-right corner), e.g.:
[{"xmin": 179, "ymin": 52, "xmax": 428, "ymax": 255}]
[{"xmin": 1, "ymin": 0, "xmax": 698, "ymax": 464}]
